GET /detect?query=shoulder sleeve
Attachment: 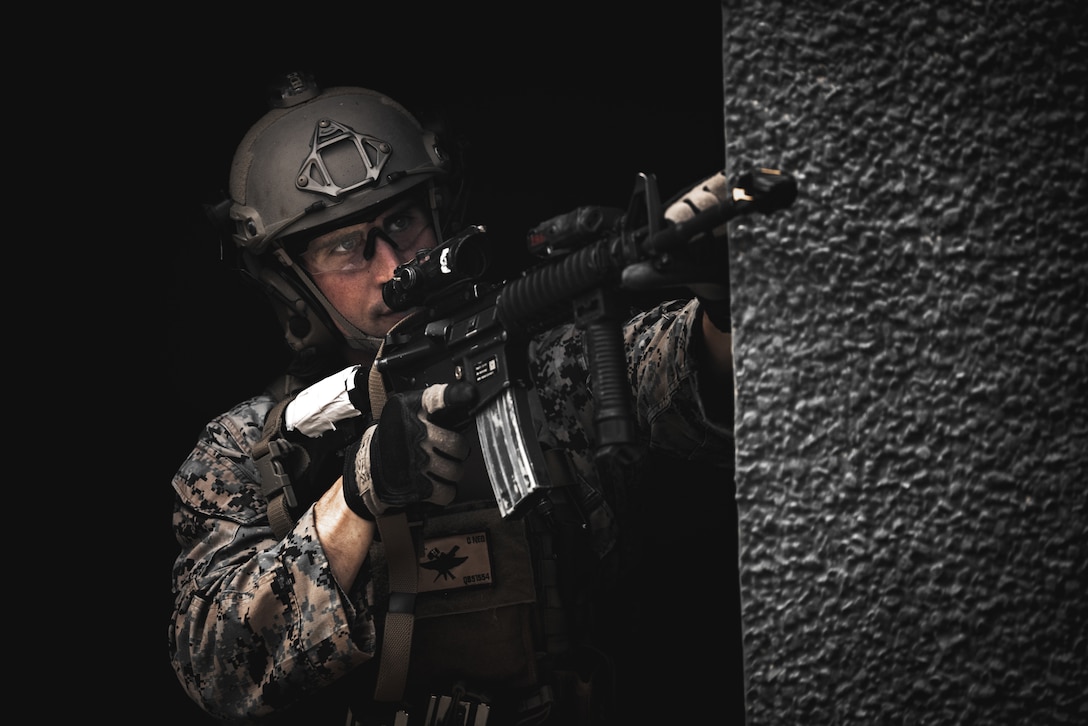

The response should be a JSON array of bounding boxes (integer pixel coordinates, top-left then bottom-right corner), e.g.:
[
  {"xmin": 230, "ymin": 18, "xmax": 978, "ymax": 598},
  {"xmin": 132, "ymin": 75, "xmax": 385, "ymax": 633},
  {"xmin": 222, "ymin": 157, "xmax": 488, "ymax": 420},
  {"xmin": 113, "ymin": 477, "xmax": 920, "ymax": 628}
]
[
  {"xmin": 529, "ymin": 298, "xmax": 732, "ymax": 467},
  {"xmin": 169, "ymin": 394, "xmax": 375, "ymax": 721},
  {"xmin": 625, "ymin": 298, "xmax": 734, "ymax": 462}
]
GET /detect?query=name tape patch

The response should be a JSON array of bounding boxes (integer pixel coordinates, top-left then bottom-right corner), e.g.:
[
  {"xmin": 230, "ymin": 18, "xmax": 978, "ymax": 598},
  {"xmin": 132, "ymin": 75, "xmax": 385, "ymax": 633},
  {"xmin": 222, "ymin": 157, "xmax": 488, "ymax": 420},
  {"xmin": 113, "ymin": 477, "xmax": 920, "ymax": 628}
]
[{"xmin": 416, "ymin": 529, "xmax": 494, "ymax": 593}]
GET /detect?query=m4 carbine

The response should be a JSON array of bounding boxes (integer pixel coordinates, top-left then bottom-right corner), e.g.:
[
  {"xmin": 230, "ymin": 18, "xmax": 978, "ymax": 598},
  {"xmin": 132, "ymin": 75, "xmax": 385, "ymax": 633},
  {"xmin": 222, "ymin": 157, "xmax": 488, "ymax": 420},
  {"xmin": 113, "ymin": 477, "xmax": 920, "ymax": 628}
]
[{"xmin": 374, "ymin": 168, "xmax": 797, "ymax": 518}]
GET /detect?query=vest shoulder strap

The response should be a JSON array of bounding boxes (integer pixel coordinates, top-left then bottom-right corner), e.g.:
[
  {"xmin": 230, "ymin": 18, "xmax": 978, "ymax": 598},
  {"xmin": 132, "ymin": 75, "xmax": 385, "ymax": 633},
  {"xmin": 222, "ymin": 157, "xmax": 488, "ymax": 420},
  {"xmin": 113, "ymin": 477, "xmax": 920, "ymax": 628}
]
[{"xmin": 253, "ymin": 392, "xmax": 308, "ymax": 540}]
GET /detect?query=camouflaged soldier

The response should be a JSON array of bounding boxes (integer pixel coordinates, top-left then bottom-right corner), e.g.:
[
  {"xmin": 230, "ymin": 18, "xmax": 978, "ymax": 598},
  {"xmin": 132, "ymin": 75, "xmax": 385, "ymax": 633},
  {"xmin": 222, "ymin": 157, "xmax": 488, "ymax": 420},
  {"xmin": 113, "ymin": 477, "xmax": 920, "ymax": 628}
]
[{"xmin": 169, "ymin": 72, "xmax": 735, "ymax": 725}]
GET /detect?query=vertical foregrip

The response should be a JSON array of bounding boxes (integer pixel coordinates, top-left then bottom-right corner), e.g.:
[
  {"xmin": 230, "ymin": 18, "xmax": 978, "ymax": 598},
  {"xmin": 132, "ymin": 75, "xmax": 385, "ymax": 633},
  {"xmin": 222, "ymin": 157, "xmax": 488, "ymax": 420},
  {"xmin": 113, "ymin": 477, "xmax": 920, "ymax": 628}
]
[
  {"xmin": 582, "ymin": 310, "xmax": 637, "ymax": 452},
  {"xmin": 497, "ymin": 237, "xmax": 643, "ymax": 471}
]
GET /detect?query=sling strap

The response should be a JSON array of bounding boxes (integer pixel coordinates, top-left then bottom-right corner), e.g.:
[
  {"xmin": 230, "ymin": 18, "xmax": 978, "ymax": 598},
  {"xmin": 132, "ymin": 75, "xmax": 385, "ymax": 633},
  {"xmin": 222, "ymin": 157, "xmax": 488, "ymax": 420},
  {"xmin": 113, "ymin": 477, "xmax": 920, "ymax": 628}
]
[
  {"xmin": 251, "ymin": 319, "xmax": 422, "ymax": 702},
  {"xmin": 367, "ymin": 318, "xmax": 423, "ymax": 704}
]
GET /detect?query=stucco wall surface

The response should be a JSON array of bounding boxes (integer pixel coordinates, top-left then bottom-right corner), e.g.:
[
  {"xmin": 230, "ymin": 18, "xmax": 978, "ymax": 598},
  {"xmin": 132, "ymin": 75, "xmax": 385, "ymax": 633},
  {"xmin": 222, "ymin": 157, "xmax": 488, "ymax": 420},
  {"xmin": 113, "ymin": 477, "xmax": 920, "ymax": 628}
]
[{"xmin": 721, "ymin": 1, "xmax": 1087, "ymax": 722}]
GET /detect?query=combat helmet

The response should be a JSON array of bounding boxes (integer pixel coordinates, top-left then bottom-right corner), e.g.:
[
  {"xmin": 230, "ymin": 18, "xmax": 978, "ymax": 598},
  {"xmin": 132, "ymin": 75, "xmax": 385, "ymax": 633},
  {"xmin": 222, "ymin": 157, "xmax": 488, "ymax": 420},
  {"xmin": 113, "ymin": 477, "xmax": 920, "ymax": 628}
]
[{"xmin": 225, "ymin": 71, "xmax": 456, "ymax": 367}]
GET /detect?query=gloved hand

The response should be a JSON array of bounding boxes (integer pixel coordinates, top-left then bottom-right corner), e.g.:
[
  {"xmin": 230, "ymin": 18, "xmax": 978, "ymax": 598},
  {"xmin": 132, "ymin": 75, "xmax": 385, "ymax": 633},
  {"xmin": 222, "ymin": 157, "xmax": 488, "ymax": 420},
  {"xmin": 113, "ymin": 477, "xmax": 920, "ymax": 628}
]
[
  {"xmin": 665, "ymin": 171, "xmax": 732, "ymax": 332},
  {"xmin": 342, "ymin": 382, "xmax": 477, "ymax": 520}
]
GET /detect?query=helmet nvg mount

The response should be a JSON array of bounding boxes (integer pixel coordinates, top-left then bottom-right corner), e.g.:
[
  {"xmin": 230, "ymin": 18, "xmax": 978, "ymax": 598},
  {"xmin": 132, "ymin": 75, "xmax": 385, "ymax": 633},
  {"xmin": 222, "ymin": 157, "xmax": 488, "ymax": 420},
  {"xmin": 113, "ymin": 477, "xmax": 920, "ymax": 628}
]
[{"xmin": 227, "ymin": 71, "xmax": 453, "ymax": 363}]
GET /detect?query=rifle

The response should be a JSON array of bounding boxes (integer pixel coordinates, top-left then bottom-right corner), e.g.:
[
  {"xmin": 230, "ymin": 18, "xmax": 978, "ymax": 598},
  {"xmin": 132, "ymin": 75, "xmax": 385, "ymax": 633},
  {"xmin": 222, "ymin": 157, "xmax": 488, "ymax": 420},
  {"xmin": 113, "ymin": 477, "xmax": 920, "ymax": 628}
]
[{"xmin": 374, "ymin": 168, "xmax": 797, "ymax": 518}]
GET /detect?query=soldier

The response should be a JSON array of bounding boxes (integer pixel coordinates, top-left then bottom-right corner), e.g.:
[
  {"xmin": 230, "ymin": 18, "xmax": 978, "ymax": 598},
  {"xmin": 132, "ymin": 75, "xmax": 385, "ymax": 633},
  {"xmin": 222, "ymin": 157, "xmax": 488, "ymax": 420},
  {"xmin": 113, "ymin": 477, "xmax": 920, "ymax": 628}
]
[{"xmin": 169, "ymin": 71, "xmax": 735, "ymax": 725}]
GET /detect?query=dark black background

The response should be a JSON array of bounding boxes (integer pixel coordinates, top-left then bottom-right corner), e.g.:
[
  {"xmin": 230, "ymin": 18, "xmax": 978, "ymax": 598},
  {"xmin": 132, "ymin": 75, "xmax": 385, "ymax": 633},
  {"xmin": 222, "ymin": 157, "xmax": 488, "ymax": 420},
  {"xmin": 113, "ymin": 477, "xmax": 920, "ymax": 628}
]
[{"xmin": 149, "ymin": 5, "xmax": 740, "ymax": 722}]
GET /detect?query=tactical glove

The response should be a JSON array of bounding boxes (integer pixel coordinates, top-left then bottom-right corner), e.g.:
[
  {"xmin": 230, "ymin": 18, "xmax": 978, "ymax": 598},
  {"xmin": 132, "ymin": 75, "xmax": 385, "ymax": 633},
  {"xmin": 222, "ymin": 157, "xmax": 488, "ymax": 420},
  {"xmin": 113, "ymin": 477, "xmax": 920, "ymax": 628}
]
[
  {"xmin": 343, "ymin": 382, "xmax": 477, "ymax": 520},
  {"xmin": 664, "ymin": 171, "xmax": 732, "ymax": 332}
]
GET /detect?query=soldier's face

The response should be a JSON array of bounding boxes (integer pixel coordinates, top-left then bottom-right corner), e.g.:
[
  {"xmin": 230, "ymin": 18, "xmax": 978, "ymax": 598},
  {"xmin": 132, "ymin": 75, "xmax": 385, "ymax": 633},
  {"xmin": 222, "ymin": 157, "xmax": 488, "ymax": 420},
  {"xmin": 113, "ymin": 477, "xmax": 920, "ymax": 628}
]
[{"xmin": 302, "ymin": 198, "xmax": 438, "ymax": 337}]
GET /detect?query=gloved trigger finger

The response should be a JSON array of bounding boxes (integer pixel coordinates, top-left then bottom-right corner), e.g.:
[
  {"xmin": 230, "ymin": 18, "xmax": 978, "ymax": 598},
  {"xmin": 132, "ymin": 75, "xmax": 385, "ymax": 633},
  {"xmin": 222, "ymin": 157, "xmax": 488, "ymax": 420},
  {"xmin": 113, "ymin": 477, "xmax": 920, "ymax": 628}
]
[
  {"xmin": 420, "ymin": 384, "xmax": 449, "ymax": 417},
  {"xmin": 421, "ymin": 382, "xmax": 479, "ymax": 418}
]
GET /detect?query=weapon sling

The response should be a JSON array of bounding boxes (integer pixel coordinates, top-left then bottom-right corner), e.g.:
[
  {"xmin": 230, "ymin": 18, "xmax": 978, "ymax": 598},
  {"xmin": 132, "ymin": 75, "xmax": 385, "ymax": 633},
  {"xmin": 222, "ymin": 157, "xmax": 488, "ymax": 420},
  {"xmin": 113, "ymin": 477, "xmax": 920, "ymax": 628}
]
[
  {"xmin": 367, "ymin": 319, "xmax": 421, "ymax": 704},
  {"xmin": 249, "ymin": 318, "xmax": 420, "ymax": 703}
]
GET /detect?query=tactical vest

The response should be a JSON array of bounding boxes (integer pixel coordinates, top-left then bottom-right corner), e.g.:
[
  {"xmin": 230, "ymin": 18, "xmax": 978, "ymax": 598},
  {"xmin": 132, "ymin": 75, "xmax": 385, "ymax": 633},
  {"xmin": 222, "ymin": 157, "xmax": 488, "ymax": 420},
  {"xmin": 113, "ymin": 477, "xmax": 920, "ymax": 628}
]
[{"xmin": 253, "ymin": 370, "xmax": 618, "ymax": 726}]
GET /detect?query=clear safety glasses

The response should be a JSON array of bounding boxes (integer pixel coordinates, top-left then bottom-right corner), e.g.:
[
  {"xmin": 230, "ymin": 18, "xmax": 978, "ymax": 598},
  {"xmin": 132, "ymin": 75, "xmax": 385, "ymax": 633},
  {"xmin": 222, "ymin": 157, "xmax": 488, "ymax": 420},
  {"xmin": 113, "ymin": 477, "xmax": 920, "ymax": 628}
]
[{"xmin": 301, "ymin": 202, "xmax": 432, "ymax": 275}]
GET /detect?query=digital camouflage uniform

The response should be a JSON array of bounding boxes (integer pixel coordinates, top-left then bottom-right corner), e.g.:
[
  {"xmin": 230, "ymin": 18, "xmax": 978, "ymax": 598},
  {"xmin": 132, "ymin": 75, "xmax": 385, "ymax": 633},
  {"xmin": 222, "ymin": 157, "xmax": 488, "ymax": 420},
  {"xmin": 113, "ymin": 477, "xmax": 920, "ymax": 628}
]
[{"xmin": 170, "ymin": 298, "xmax": 731, "ymax": 724}]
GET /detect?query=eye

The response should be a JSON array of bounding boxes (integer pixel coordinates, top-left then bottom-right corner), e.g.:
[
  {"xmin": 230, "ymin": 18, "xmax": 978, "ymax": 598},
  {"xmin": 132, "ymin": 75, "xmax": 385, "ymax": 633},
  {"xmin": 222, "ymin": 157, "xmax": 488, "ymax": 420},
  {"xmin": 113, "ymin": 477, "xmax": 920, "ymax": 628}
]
[
  {"xmin": 304, "ymin": 231, "xmax": 367, "ymax": 272},
  {"xmin": 329, "ymin": 233, "xmax": 362, "ymax": 255},
  {"xmin": 384, "ymin": 209, "xmax": 419, "ymax": 236}
]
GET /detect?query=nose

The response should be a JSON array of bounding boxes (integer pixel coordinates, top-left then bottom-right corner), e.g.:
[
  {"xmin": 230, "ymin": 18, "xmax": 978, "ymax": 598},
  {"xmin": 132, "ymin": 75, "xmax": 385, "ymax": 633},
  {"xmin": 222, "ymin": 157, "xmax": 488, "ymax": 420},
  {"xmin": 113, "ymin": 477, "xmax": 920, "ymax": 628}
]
[{"xmin": 367, "ymin": 233, "xmax": 414, "ymax": 281}]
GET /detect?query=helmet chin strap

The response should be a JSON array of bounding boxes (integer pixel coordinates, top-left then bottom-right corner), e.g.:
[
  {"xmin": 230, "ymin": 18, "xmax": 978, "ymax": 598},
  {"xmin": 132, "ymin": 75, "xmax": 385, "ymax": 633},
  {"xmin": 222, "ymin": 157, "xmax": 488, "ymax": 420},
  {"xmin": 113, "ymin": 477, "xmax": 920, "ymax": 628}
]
[
  {"xmin": 338, "ymin": 316, "xmax": 386, "ymax": 353},
  {"xmin": 306, "ymin": 275, "xmax": 384, "ymax": 353},
  {"xmin": 275, "ymin": 247, "xmax": 385, "ymax": 354}
]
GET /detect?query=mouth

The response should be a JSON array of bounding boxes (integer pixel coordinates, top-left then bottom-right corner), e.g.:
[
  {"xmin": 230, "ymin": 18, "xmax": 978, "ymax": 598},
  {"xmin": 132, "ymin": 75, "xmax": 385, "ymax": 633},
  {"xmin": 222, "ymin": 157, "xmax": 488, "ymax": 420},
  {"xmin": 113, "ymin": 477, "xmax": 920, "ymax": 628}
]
[{"xmin": 375, "ymin": 306, "xmax": 413, "ymax": 324}]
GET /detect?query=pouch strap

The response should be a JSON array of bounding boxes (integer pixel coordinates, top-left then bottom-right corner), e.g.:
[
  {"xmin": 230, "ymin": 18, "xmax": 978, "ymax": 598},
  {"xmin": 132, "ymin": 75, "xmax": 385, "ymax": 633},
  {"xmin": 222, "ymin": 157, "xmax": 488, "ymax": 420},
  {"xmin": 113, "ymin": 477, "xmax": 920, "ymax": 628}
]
[{"xmin": 253, "ymin": 396, "xmax": 304, "ymax": 540}]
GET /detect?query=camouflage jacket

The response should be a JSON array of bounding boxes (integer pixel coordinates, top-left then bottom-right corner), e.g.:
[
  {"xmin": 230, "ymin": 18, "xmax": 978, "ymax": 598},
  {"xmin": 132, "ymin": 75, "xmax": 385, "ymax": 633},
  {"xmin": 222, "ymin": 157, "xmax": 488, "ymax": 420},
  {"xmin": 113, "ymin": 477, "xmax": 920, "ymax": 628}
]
[{"xmin": 169, "ymin": 298, "xmax": 732, "ymax": 722}]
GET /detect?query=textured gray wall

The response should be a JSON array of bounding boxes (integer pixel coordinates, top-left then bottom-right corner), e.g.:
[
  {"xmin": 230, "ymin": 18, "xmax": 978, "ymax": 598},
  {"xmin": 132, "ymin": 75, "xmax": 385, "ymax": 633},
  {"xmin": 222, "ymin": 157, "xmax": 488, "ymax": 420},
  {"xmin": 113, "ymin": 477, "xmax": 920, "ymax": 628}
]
[{"xmin": 722, "ymin": 0, "xmax": 1087, "ymax": 723}]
